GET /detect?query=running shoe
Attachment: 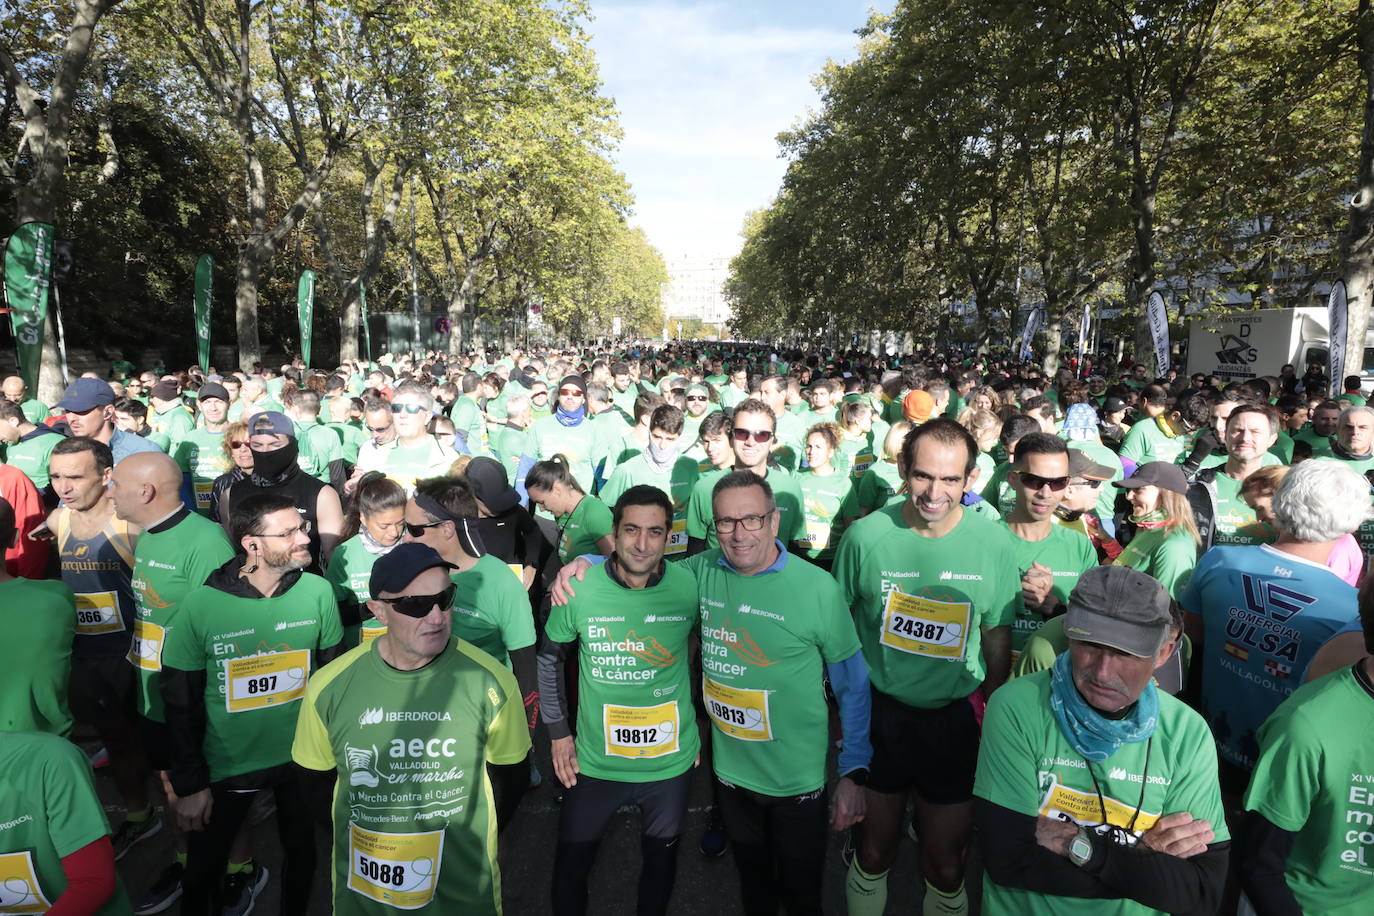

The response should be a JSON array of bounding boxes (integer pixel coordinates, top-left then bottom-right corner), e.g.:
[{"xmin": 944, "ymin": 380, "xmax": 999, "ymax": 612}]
[
  {"xmin": 221, "ymin": 864, "xmax": 270, "ymax": 916},
  {"xmin": 111, "ymin": 814, "xmax": 163, "ymax": 862},
  {"xmin": 132, "ymin": 861, "xmax": 183, "ymax": 915},
  {"xmin": 697, "ymin": 807, "xmax": 728, "ymax": 857}
]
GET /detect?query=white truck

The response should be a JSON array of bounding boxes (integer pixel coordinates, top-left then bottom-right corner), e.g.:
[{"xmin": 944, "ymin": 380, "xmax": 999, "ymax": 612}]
[{"xmin": 1184, "ymin": 307, "xmax": 1374, "ymax": 390}]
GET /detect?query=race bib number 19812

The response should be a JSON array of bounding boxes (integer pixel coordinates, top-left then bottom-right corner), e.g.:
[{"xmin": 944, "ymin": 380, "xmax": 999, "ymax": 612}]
[
  {"xmin": 879, "ymin": 589, "xmax": 971, "ymax": 659},
  {"xmin": 604, "ymin": 701, "xmax": 680, "ymax": 758}
]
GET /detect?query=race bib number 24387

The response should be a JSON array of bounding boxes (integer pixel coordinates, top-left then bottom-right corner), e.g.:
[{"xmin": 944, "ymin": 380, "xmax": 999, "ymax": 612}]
[{"xmin": 879, "ymin": 589, "xmax": 971, "ymax": 660}]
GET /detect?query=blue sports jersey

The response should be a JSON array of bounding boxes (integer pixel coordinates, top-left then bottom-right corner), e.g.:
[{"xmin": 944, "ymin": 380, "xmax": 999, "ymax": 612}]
[{"xmin": 1181, "ymin": 544, "xmax": 1358, "ymax": 771}]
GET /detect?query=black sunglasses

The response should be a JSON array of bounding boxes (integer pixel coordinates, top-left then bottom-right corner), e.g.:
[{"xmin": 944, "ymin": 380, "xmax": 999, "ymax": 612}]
[
  {"xmin": 405, "ymin": 519, "xmax": 449, "ymax": 537},
  {"xmin": 379, "ymin": 584, "xmax": 456, "ymax": 618}
]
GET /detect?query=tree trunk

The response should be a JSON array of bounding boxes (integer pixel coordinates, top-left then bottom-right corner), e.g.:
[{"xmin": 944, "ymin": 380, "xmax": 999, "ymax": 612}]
[
  {"xmin": 1342, "ymin": 0, "xmax": 1374, "ymax": 386},
  {"xmin": 1042, "ymin": 312, "xmax": 1063, "ymax": 376},
  {"xmin": 235, "ymin": 247, "xmax": 263, "ymax": 370}
]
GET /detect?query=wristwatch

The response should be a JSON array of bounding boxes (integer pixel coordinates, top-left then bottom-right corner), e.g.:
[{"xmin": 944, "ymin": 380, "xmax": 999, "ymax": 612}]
[{"xmin": 1068, "ymin": 826, "xmax": 1095, "ymax": 867}]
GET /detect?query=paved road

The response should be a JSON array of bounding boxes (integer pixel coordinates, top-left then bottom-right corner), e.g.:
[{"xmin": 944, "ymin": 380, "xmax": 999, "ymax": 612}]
[{"xmin": 99, "ymin": 722, "xmax": 984, "ymax": 914}]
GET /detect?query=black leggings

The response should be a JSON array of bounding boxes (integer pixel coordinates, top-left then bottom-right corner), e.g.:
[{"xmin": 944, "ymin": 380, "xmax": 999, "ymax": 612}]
[
  {"xmin": 552, "ymin": 770, "xmax": 691, "ymax": 916},
  {"xmin": 716, "ymin": 777, "xmax": 828, "ymax": 916},
  {"xmin": 180, "ymin": 773, "xmax": 316, "ymax": 916}
]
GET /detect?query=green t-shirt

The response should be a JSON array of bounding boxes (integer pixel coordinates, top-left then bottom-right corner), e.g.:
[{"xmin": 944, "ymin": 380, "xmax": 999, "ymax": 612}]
[
  {"xmin": 377, "ymin": 437, "xmax": 459, "ymax": 493},
  {"xmin": 0, "ymin": 732, "xmax": 133, "ymax": 915},
  {"xmin": 448, "ymin": 395, "xmax": 487, "ymax": 457},
  {"xmin": 1243, "ymin": 665, "xmax": 1374, "ymax": 915},
  {"xmin": 489, "ymin": 424, "xmax": 528, "ymax": 485},
  {"xmin": 545, "ymin": 561, "xmax": 700, "ymax": 782},
  {"xmin": 17, "ymin": 397, "xmax": 49, "ymax": 425},
  {"xmin": 324, "ymin": 535, "xmax": 389, "ymax": 648},
  {"xmin": 164, "ymin": 572, "xmax": 343, "ymax": 782},
  {"xmin": 293, "ymin": 637, "xmax": 530, "ymax": 916},
  {"xmin": 686, "ymin": 464, "xmax": 804, "ymax": 549},
  {"xmin": 854, "ymin": 458, "xmax": 903, "ymax": 515},
  {"xmin": 147, "ymin": 400, "xmax": 195, "ymax": 453},
  {"xmin": 1113, "ymin": 524, "xmax": 1197, "ymax": 600},
  {"xmin": 974, "ymin": 672, "xmax": 1230, "ymax": 916},
  {"xmin": 129, "ymin": 511, "xmax": 236, "ymax": 721},
  {"xmin": 0, "ymin": 579, "xmax": 76, "ymax": 736},
  {"xmin": 600, "ymin": 454, "xmax": 699, "ymax": 559},
  {"xmin": 772, "ymin": 411, "xmax": 808, "ymax": 472},
  {"xmin": 981, "ymin": 461, "xmax": 1018, "ymax": 518},
  {"xmin": 5, "ymin": 429, "xmax": 63, "ymax": 490},
  {"xmin": 326, "ymin": 421, "xmax": 368, "ymax": 466},
  {"xmin": 1119, "ymin": 417, "xmax": 1187, "ymax": 466},
  {"xmin": 173, "ymin": 427, "xmax": 230, "ymax": 516},
  {"xmin": 1209, "ymin": 470, "xmax": 1275, "ymax": 546},
  {"xmin": 686, "ymin": 549, "xmax": 862, "ymax": 796},
  {"xmin": 295, "ymin": 420, "xmax": 344, "ymax": 483},
  {"xmin": 449, "ymin": 554, "xmax": 535, "ymax": 668},
  {"xmin": 525, "ymin": 415, "xmax": 599, "ymax": 495},
  {"xmin": 1003, "ymin": 523, "xmax": 1097, "ymax": 658},
  {"xmin": 557, "ymin": 495, "xmax": 613, "ymax": 564},
  {"xmin": 833, "ymin": 505, "xmax": 1021, "ymax": 708},
  {"xmin": 795, "ymin": 468, "xmax": 856, "ymax": 561}
]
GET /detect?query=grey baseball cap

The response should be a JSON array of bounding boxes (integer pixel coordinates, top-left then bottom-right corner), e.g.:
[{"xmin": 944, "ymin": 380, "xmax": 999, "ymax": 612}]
[{"xmin": 1063, "ymin": 566, "xmax": 1173, "ymax": 658}]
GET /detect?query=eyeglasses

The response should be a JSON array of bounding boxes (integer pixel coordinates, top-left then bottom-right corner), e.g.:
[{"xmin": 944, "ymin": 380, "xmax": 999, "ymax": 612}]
[
  {"xmin": 687, "ymin": 395, "xmax": 707, "ymax": 402},
  {"xmin": 379, "ymin": 584, "xmax": 456, "ymax": 619},
  {"xmin": 1069, "ymin": 478, "xmax": 1101, "ymax": 489},
  {"xmin": 731, "ymin": 428, "xmax": 774, "ymax": 444},
  {"xmin": 558, "ymin": 388, "xmax": 584, "ymax": 397},
  {"xmin": 404, "ymin": 519, "xmax": 449, "ymax": 537},
  {"xmin": 1017, "ymin": 472, "xmax": 1071, "ymax": 492},
  {"xmin": 391, "ymin": 403, "xmax": 427, "ymax": 414},
  {"xmin": 258, "ymin": 520, "xmax": 312, "ymax": 537},
  {"xmin": 714, "ymin": 511, "xmax": 773, "ymax": 534},
  {"xmin": 366, "ymin": 424, "xmax": 392, "ymax": 434},
  {"xmin": 229, "ymin": 440, "xmax": 248, "ymax": 449}
]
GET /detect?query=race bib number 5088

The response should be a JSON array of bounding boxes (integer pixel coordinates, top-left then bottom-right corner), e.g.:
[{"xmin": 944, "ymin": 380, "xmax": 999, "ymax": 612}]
[{"xmin": 879, "ymin": 590, "xmax": 970, "ymax": 659}]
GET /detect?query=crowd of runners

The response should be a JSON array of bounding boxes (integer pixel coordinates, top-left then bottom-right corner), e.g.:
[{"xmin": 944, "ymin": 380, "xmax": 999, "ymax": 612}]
[{"xmin": 0, "ymin": 344, "xmax": 1371, "ymax": 916}]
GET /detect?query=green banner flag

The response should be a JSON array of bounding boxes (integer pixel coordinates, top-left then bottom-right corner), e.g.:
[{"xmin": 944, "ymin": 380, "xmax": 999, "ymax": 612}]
[
  {"xmin": 359, "ymin": 280, "xmax": 372, "ymax": 361},
  {"xmin": 298, "ymin": 269, "xmax": 316, "ymax": 368},
  {"xmin": 194, "ymin": 254, "xmax": 213, "ymax": 371},
  {"xmin": 2, "ymin": 222, "xmax": 55, "ymax": 394}
]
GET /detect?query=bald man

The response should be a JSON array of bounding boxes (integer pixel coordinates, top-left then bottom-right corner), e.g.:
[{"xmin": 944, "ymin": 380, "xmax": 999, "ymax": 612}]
[
  {"xmin": 109, "ymin": 453, "xmax": 234, "ymax": 904},
  {"xmin": 110, "ymin": 453, "xmax": 234, "ymax": 738},
  {"xmin": 3, "ymin": 374, "xmax": 50, "ymax": 425}
]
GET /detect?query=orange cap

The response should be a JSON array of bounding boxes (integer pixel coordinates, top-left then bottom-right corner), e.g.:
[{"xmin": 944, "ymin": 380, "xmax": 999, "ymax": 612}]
[{"xmin": 903, "ymin": 389, "xmax": 935, "ymax": 422}]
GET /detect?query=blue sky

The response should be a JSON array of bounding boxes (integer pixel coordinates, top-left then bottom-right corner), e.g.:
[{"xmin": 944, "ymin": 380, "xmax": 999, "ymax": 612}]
[{"xmin": 586, "ymin": 2, "xmax": 888, "ymax": 261}]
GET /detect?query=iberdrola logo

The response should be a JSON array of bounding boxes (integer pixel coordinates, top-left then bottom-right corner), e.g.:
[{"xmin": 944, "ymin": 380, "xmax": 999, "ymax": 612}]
[{"xmin": 358, "ymin": 707, "xmax": 384, "ymax": 726}]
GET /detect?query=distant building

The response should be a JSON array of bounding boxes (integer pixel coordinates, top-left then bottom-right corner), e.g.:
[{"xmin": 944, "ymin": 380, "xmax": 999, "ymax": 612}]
[{"xmin": 662, "ymin": 255, "xmax": 733, "ymax": 327}]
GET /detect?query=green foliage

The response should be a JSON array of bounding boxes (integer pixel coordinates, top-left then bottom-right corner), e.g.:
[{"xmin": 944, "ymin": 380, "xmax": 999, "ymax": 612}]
[{"xmin": 727, "ymin": 0, "xmax": 1361, "ymax": 355}]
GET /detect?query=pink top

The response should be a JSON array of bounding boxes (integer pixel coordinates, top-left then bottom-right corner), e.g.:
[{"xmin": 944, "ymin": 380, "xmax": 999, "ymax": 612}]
[{"xmin": 1326, "ymin": 533, "xmax": 1364, "ymax": 586}]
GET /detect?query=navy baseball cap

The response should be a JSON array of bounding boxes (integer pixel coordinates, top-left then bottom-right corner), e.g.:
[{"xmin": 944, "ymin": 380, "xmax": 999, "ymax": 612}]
[
  {"xmin": 369, "ymin": 543, "xmax": 457, "ymax": 599},
  {"xmin": 247, "ymin": 411, "xmax": 294, "ymax": 438},
  {"xmin": 56, "ymin": 378, "xmax": 115, "ymax": 413}
]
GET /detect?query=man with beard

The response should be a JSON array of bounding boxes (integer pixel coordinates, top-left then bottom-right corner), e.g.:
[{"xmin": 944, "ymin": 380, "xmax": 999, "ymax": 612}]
[{"xmin": 161, "ymin": 493, "xmax": 343, "ymax": 914}]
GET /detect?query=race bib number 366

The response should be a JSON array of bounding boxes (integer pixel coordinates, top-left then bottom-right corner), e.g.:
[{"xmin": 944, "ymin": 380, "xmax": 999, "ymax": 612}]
[
  {"xmin": 225, "ymin": 649, "xmax": 309, "ymax": 713},
  {"xmin": 348, "ymin": 822, "xmax": 444, "ymax": 910},
  {"xmin": 74, "ymin": 590, "xmax": 124, "ymax": 636},
  {"xmin": 604, "ymin": 701, "xmax": 680, "ymax": 758},
  {"xmin": 0, "ymin": 851, "xmax": 52, "ymax": 913},
  {"xmin": 880, "ymin": 590, "xmax": 970, "ymax": 659}
]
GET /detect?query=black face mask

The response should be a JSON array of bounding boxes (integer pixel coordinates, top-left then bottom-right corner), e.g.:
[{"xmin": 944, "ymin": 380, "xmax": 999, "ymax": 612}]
[{"xmin": 250, "ymin": 439, "xmax": 299, "ymax": 480}]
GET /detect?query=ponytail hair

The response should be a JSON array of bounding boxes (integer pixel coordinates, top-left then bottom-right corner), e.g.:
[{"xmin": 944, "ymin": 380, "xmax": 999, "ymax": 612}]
[{"xmin": 525, "ymin": 454, "xmax": 584, "ymax": 496}]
